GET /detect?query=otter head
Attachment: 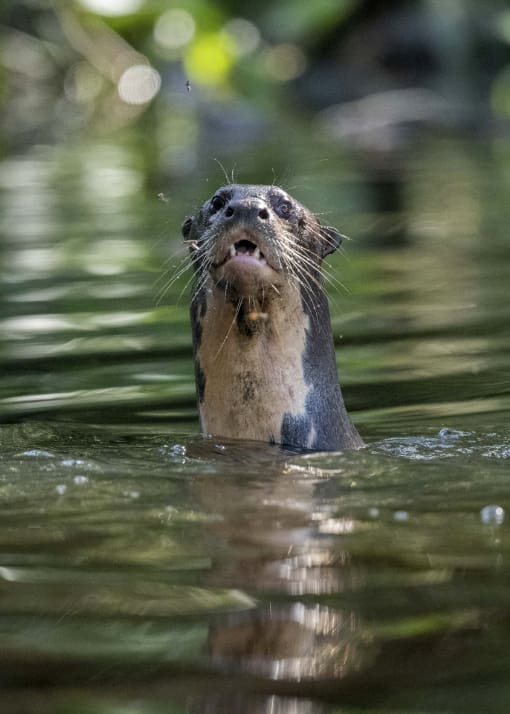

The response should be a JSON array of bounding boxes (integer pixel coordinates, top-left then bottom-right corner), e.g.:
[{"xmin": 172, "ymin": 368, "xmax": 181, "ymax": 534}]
[{"xmin": 182, "ymin": 184, "xmax": 342, "ymax": 304}]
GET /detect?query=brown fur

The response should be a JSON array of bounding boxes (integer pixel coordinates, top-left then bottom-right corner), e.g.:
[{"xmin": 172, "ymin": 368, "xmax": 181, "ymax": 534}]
[
  {"xmin": 182, "ymin": 184, "xmax": 363, "ymax": 451},
  {"xmin": 196, "ymin": 282, "xmax": 311, "ymax": 445}
]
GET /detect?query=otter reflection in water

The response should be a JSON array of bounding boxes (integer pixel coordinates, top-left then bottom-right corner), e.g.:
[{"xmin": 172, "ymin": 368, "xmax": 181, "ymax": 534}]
[
  {"xmin": 182, "ymin": 184, "xmax": 363, "ymax": 451},
  {"xmin": 188, "ymin": 445, "xmax": 377, "ymax": 709}
]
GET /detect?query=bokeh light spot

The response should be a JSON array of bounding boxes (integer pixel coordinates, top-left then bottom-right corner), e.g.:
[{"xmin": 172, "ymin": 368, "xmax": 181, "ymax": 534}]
[
  {"xmin": 117, "ymin": 65, "xmax": 161, "ymax": 105},
  {"xmin": 264, "ymin": 44, "xmax": 307, "ymax": 81},
  {"xmin": 223, "ymin": 18, "xmax": 260, "ymax": 57},
  {"xmin": 78, "ymin": 0, "xmax": 144, "ymax": 16},
  {"xmin": 154, "ymin": 9, "xmax": 195, "ymax": 51},
  {"xmin": 185, "ymin": 33, "xmax": 234, "ymax": 85}
]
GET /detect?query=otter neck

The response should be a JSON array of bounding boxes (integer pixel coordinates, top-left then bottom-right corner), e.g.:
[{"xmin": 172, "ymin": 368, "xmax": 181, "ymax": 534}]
[{"xmin": 192, "ymin": 280, "xmax": 362, "ymax": 451}]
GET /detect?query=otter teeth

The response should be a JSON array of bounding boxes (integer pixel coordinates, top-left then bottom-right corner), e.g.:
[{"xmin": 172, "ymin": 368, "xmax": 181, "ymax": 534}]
[{"xmin": 227, "ymin": 241, "xmax": 264, "ymax": 261}]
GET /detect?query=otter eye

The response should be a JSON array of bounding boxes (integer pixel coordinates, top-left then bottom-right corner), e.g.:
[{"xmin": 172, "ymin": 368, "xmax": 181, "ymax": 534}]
[
  {"xmin": 210, "ymin": 195, "xmax": 225, "ymax": 213},
  {"xmin": 275, "ymin": 199, "xmax": 292, "ymax": 219}
]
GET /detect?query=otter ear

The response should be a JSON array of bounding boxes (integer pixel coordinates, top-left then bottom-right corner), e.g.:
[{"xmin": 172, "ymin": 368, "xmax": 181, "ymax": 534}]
[
  {"xmin": 181, "ymin": 216, "xmax": 193, "ymax": 238},
  {"xmin": 319, "ymin": 225, "xmax": 342, "ymax": 258}
]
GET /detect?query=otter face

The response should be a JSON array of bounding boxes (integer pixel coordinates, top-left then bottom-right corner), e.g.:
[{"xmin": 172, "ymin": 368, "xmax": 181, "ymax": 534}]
[{"xmin": 182, "ymin": 185, "xmax": 342, "ymax": 302}]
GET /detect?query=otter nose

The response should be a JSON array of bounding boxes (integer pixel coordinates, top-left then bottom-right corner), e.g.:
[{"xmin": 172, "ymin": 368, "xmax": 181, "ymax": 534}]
[{"xmin": 224, "ymin": 198, "xmax": 270, "ymax": 222}]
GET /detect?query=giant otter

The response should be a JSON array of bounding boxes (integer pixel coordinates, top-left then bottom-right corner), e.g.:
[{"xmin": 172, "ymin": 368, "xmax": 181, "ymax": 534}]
[{"xmin": 182, "ymin": 184, "xmax": 363, "ymax": 451}]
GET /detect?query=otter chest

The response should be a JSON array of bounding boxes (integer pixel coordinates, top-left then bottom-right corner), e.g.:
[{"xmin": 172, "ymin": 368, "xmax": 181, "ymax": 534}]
[{"xmin": 196, "ymin": 301, "xmax": 311, "ymax": 444}]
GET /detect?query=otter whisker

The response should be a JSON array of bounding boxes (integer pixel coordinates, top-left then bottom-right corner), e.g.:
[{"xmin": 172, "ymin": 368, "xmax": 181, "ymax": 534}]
[
  {"xmin": 156, "ymin": 250, "xmax": 187, "ymax": 276},
  {"xmin": 153, "ymin": 246, "xmax": 193, "ymax": 289},
  {"xmin": 190, "ymin": 276, "xmax": 210, "ymax": 308},
  {"xmin": 278, "ymin": 234, "xmax": 348, "ymax": 297},
  {"xmin": 173, "ymin": 254, "xmax": 213, "ymax": 307},
  {"xmin": 191, "ymin": 256, "xmax": 215, "ymax": 298},
  {"xmin": 156, "ymin": 249, "xmax": 208, "ymax": 306},
  {"xmin": 213, "ymin": 158, "xmax": 232, "ymax": 185},
  {"xmin": 289, "ymin": 248, "xmax": 348, "ymax": 297},
  {"xmin": 279, "ymin": 248, "xmax": 325, "ymax": 295},
  {"xmin": 156, "ymin": 261, "xmax": 195, "ymax": 305},
  {"xmin": 279, "ymin": 249, "xmax": 330, "ymax": 327},
  {"xmin": 213, "ymin": 297, "xmax": 242, "ymax": 360}
]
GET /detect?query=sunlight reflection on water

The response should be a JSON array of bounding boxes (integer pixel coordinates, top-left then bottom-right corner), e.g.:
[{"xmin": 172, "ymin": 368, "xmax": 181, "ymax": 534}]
[{"xmin": 1, "ymin": 133, "xmax": 510, "ymax": 713}]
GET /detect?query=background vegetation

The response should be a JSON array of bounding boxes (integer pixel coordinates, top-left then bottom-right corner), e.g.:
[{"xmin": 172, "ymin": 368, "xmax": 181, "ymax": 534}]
[{"xmin": 3, "ymin": 0, "xmax": 510, "ymax": 169}]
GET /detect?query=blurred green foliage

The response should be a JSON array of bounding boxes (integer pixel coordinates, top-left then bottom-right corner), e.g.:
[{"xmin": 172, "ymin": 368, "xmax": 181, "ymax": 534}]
[
  {"xmin": 3, "ymin": 0, "xmax": 510, "ymax": 158},
  {"xmin": 2, "ymin": 0, "xmax": 510, "ymax": 250}
]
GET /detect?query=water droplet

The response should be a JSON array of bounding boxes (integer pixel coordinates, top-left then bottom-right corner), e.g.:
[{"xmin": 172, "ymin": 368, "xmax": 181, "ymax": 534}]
[
  {"xmin": 480, "ymin": 505, "xmax": 505, "ymax": 526},
  {"xmin": 126, "ymin": 490, "xmax": 140, "ymax": 499},
  {"xmin": 393, "ymin": 510, "xmax": 409, "ymax": 522},
  {"xmin": 172, "ymin": 444, "xmax": 187, "ymax": 457},
  {"xmin": 438, "ymin": 428, "xmax": 464, "ymax": 440},
  {"xmin": 23, "ymin": 449, "xmax": 55, "ymax": 458}
]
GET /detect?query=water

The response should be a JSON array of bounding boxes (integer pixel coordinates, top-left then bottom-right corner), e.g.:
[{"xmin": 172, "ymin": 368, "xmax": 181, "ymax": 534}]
[{"xmin": 1, "ymin": 132, "xmax": 510, "ymax": 712}]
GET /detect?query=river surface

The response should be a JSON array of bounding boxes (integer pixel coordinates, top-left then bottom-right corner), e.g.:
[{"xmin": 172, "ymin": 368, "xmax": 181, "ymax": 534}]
[{"xmin": 1, "ymin": 132, "xmax": 510, "ymax": 712}]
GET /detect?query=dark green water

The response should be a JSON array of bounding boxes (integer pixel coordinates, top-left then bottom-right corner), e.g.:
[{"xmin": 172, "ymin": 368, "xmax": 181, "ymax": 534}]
[{"xmin": 1, "ymin": 133, "xmax": 510, "ymax": 713}]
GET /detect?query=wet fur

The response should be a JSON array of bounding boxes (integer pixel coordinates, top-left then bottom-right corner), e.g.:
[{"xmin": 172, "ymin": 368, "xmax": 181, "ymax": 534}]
[{"xmin": 183, "ymin": 184, "xmax": 363, "ymax": 451}]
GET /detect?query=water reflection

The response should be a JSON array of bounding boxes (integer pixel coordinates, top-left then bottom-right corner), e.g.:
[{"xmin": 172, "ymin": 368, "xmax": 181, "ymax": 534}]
[
  {"xmin": 1, "ymin": 115, "xmax": 510, "ymax": 712},
  {"xmin": 190, "ymin": 694, "xmax": 324, "ymax": 714},
  {"xmin": 2, "ymin": 132, "xmax": 510, "ymax": 430},
  {"xmin": 0, "ymin": 423, "xmax": 509, "ymax": 712},
  {"xmin": 209, "ymin": 604, "xmax": 374, "ymax": 681},
  {"xmin": 184, "ymin": 437, "xmax": 508, "ymax": 700}
]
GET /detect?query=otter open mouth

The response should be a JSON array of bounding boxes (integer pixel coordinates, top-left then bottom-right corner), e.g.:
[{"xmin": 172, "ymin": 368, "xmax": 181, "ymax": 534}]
[{"xmin": 225, "ymin": 239, "xmax": 267, "ymax": 265}]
